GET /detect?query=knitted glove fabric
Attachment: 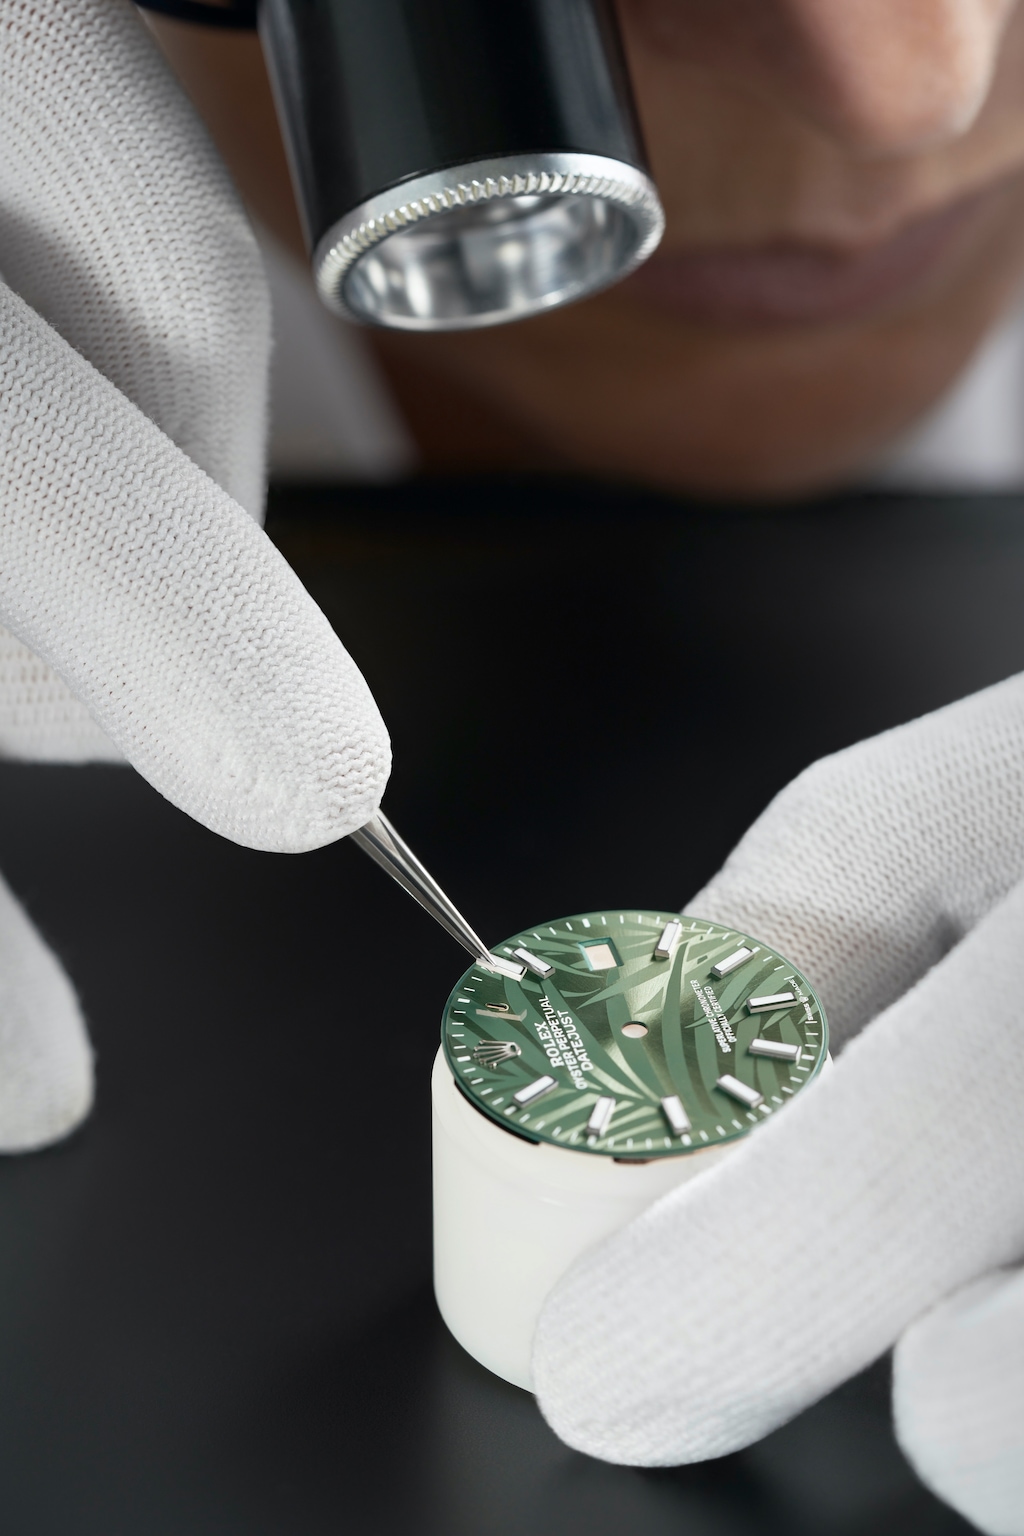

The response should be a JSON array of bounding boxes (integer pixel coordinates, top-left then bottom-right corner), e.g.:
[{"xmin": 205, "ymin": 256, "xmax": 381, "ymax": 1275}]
[
  {"xmin": 533, "ymin": 674, "xmax": 1024, "ymax": 1535},
  {"xmin": 894, "ymin": 1267, "xmax": 1024, "ymax": 1534},
  {"xmin": 0, "ymin": 0, "xmax": 390, "ymax": 1148},
  {"xmin": 0, "ymin": 281, "xmax": 390, "ymax": 851},
  {"xmin": 1, "ymin": 0, "xmax": 267, "ymax": 515},
  {"xmin": 0, "ymin": 0, "xmax": 390, "ymax": 850},
  {"xmin": 0, "ymin": 0, "xmax": 274, "ymax": 762}
]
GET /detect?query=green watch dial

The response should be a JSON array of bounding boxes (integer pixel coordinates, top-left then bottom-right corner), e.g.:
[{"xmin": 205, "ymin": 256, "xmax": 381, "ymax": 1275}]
[{"xmin": 441, "ymin": 910, "xmax": 828, "ymax": 1160}]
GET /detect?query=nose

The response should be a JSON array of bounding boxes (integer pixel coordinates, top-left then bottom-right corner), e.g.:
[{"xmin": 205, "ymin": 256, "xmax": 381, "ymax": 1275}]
[
  {"xmin": 624, "ymin": 0, "xmax": 1014, "ymax": 155},
  {"xmin": 784, "ymin": 0, "xmax": 1012, "ymax": 151}
]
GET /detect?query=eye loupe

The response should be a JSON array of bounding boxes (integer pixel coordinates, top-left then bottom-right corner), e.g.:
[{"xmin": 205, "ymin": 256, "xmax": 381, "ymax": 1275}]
[{"xmin": 139, "ymin": 0, "xmax": 664, "ymax": 330}]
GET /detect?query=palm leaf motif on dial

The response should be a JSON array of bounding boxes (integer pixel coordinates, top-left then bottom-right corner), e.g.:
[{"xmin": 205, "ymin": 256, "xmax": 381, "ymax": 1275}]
[{"xmin": 441, "ymin": 910, "xmax": 827, "ymax": 1160}]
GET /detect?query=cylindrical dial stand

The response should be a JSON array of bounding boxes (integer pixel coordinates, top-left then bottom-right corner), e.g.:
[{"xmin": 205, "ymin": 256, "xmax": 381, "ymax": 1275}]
[
  {"xmin": 432, "ymin": 1048, "xmax": 727, "ymax": 1390},
  {"xmin": 258, "ymin": 0, "xmax": 663, "ymax": 328}
]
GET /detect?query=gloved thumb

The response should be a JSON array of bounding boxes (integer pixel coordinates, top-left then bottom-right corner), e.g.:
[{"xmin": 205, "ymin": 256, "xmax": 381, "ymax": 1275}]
[
  {"xmin": 532, "ymin": 879, "xmax": 1024, "ymax": 1465},
  {"xmin": 0, "ymin": 281, "xmax": 390, "ymax": 852}
]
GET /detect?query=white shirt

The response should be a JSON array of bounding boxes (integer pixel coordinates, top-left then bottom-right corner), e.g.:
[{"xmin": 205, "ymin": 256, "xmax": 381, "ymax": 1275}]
[{"xmin": 261, "ymin": 230, "xmax": 1024, "ymax": 492}]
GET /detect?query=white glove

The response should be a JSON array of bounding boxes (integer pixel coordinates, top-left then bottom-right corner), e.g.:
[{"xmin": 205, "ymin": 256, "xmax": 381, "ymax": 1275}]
[
  {"xmin": 0, "ymin": 0, "xmax": 390, "ymax": 1149},
  {"xmin": 534, "ymin": 673, "xmax": 1024, "ymax": 1535}
]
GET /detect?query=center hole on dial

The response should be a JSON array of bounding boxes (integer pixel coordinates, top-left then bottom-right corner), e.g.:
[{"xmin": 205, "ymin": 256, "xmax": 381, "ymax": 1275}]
[{"xmin": 621, "ymin": 1021, "xmax": 648, "ymax": 1039}]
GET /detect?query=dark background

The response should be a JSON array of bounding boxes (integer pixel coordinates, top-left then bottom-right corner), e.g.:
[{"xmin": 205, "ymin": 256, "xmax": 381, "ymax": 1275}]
[{"xmin": 0, "ymin": 479, "xmax": 1015, "ymax": 1535}]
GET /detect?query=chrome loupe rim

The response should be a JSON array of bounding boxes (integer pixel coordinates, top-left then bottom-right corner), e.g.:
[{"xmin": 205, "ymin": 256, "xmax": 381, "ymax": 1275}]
[{"xmin": 313, "ymin": 152, "xmax": 664, "ymax": 332}]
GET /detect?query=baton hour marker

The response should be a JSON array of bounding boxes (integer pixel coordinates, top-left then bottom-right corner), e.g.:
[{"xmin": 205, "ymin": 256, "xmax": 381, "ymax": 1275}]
[
  {"xmin": 712, "ymin": 947, "xmax": 754, "ymax": 978},
  {"xmin": 586, "ymin": 1097, "xmax": 616, "ymax": 1141},
  {"xmin": 513, "ymin": 946, "xmax": 554, "ymax": 978},
  {"xmin": 513, "ymin": 1076, "xmax": 558, "ymax": 1107},
  {"xmin": 654, "ymin": 921, "xmax": 682, "ymax": 960},
  {"xmin": 482, "ymin": 953, "xmax": 527, "ymax": 981},
  {"xmin": 660, "ymin": 1095, "xmax": 691, "ymax": 1136},
  {"xmin": 747, "ymin": 991, "xmax": 797, "ymax": 1013},
  {"xmin": 749, "ymin": 1038, "xmax": 801, "ymax": 1062},
  {"xmin": 716, "ymin": 1074, "xmax": 764, "ymax": 1109}
]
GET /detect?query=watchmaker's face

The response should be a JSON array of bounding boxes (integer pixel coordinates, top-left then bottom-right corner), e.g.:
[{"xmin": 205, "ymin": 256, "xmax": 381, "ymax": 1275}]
[
  {"xmin": 382, "ymin": 0, "xmax": 1024, "ymax": 496},
  {"xmin": 156, "ymin": 0, "xmax": 1024, "ymax": 497}
]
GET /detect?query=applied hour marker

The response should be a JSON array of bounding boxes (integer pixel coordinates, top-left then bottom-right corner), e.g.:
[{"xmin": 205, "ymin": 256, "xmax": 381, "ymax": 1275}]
[
  {"xmin": 749, "ymin": 1038, "xmax": 802, "ymax": 1062},
  {"xmin": 660, "ymin": 1095, "xmax": 691, "ymax": 1136},
  {"xmin": 475, "ymin": 1006, "xmax": 527, "ymax": 1023},
  {"xmin": 512, "ymin": 946, "xmax": 554, "ymax": 978},
  {"xmin": 654, "ymin": 920, "xmax": 682, "ymax": 960},
  {"xmin": 513, "ymin": 1075, "xmax": 557, "ymax": 1106},
  {"xmin": 586, "ymin": 1097, "xmax": 616, "ymax": 1140},
  {"xmin": 482, "ymin": 953, "xmax": 527, "ymax": 981},
  {"xmin": 716, "ymin": 1074, "xmax": 764, "ymax": 1109},
  {"xmin": 746, "ymin": 991, "xmax": 797, "ymax": 1013},
  {"xmin": 712, "ymin": 946, "xmax": 754, "ymax": 978}
]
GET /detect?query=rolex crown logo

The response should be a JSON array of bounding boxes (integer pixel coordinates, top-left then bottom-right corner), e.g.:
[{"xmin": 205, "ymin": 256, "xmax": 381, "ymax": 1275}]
[{"xmin": 472, "ymin": 1040, "xmax": 522, "ymax": 1068}]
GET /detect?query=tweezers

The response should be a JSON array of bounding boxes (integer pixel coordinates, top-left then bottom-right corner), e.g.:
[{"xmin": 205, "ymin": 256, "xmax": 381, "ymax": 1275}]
[{"xmin": 351, "ymin": 810, "xmax": 523, "ymax": 978}]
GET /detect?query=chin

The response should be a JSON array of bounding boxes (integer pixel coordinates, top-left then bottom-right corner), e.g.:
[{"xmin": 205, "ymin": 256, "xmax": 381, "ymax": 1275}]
[
  {"xmin": 516, "ymin": 353, "xmax": 935, "ymax": 503},
  {"xmin": 489, "ymin": 284, "xmax": 1016, "ymax": 502},
  {"xmin": 413, "ymin": 226, "xmax": 1024, "ymax": 499}
]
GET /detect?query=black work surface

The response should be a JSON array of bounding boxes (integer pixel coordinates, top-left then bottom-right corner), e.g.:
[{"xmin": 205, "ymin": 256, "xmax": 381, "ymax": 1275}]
[{"xmin": 0, "ymin": 478, "xmax": 1013, "ymax": 1535}]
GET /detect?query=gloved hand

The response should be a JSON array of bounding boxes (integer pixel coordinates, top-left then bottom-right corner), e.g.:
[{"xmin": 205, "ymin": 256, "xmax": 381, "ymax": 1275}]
[
  {"xmin": 534, "ymin": 673, "xmax": 1024, "ymax": 1535},
  {"xmin": 0, "ymin": 0, "xmax": 389, "ymax": 1148}
]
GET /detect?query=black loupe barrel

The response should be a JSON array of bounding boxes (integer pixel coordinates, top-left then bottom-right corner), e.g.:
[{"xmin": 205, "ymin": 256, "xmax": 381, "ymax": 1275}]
[{"xmin": 258, "ymin": 0, "xmax": 664, "ymax": 330}]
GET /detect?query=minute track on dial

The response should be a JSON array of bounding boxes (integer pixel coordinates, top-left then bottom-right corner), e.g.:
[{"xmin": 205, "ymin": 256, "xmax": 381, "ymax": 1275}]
[{"xmin": 441, "ymin": 909, "xmax": 828, "ymax": 1159}]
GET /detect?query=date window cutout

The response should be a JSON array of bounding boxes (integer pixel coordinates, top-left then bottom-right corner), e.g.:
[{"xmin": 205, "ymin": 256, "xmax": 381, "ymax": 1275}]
[{"xmin": 580, "ymin": 939, "xmax": 622, "ymax": 972}]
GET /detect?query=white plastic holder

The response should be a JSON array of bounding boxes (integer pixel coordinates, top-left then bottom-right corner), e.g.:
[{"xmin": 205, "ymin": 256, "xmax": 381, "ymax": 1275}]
[{"xmin": 431, "ymin": 1047, "xmax": 730, "ymax": 1390}]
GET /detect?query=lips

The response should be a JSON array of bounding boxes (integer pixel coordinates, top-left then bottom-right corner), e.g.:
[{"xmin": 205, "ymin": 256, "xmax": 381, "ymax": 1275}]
[{"xmin": 627, "ymin": 189, "xmax": 993, "ymax": 326}]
